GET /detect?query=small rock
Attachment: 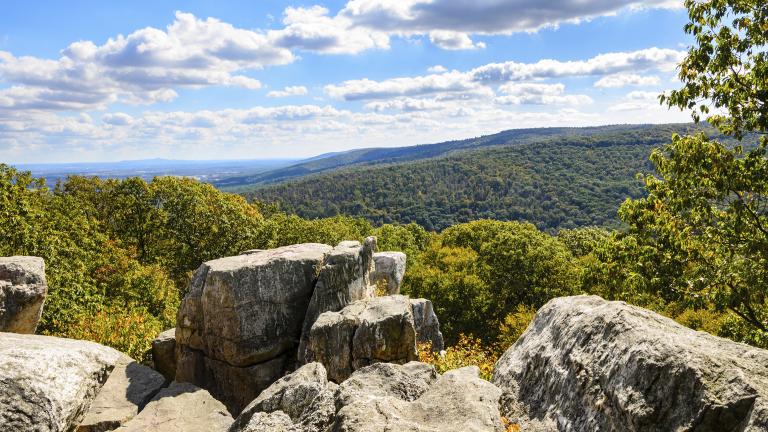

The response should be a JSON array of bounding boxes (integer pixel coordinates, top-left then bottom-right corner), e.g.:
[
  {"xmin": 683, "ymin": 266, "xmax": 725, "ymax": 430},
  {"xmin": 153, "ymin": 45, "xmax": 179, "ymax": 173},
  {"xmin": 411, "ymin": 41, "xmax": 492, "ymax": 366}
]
[
  {"xmin": 115, "ymin": 382, "xmax": 233, "ymax": 432},
  {"xmin": 410, "ymin": 298, "xmax": 444, "ymax": 352},
  {"xmin": 0, "ymin": 256, "xmax": 48, "ymax": 334},
  {"xmin": 371, "ymin": 252, "xmax": 406, "ymax": 295},
  {"xmin": 151, "ymin": 328, "xmax": 176, "ymax": 381}
]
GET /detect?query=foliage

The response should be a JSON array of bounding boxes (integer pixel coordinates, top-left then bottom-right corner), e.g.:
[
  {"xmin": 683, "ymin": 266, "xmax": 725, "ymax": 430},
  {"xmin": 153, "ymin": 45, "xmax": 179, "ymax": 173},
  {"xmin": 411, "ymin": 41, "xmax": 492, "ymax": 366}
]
[
  {"xmin": 417, "ymin": 334, "xmax": 498, "ymax": 381},
  {"xmin": 497, "ymin": 305, "xmax": 537, "ymax": 349}
]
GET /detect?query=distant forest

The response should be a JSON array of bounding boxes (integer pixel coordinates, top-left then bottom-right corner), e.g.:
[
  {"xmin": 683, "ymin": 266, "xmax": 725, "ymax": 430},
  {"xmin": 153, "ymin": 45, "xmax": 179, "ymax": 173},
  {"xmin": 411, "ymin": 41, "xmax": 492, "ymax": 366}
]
[{"xmin": 245, "ymin": 124, "xmax": 733, "ymax": 232}]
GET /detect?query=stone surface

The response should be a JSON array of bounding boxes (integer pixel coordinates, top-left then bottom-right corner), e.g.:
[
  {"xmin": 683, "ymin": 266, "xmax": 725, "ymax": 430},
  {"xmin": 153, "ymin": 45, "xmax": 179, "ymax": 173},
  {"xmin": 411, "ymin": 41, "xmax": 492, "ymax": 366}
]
[
  {"xmin": 333, "ymin": 366, "xmax": 504, "ymax": 432},
  {"xmin": 0, "ymin": 256, "xmax": 48, "ymax": 334},
  {"xmin": 0, "ymin": 332, "xmax": 122, "ymax": 432},
  {"xmin": 115, "ymin": 382, "xmax": 233, "ymax": 432},
  {"xmin": 77, "ymin": 356, "xmax": 167, "ymax": 432},
  {"xmin": 297, "ymin": 238, "xmax": 377, "ymax": 365},
  {"xmin": 307, "ymin": 295, "xmax": 417, "ymax": 382},
  {"xmin": 410, "ymin": 298, "xmax": 444, "ymax": 352},
  {"xmin": 175, "ymin": 243, "xmax": 332, "ymax": 413},
  {"xmin": 371, "ymin": 251, "xmax": 406, "ymax": 295},
  {"xmin": 229, "ymin": 361, "xmax": 501, "ymax": 432},
  {"xmin": 151, "ymin": 328, "xmax": 176, "ymax": 381},
  {"xmin": 493, "ymin": 295, "xmax": 768, "ymax": 432}
]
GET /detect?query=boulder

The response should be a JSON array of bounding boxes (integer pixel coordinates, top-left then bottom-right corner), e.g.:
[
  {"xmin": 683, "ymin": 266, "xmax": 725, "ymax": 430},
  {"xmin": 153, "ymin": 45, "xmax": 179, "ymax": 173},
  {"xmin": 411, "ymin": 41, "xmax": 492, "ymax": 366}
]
[
  {"xmin": 371, "ymin": 251, "xmax": 406, "ymax": 295},
  {"xmin": 77, "ymin": 356, "xmax": 166, "ymax": 432},
  {"xmin": 230, "ymin": 361, "xmax": 501, "ymax": 432},
  {"xmin": 333, "ymin": 366, "xmax": 504, "ymax": 432},
  {"xmin": 0, "ymin": 332, "xmax": 122, "ymax": 432},
  {"xmin": 115, "ymin": 382, "xmax": 233, "ymax": 432},
  {"xmin": 175, "ymin": 243, "xmax": 332, "ymax": 413},
  {"xmin": 410, "ymin": 298, "xmax": 445, "ymax": 352},
  {"xmin": 0, "ymin": 256, "xmax": 48, "ymax": 334},
  {"xmin": 297, "ymin": 237, "xmax": 377, "ymax": 365},
  {"xmin": 151, "ymin": 328, "xmax": 176, "ymax": 382},
  {"xmin": 307, "ymin": 295, "xmax": 418, "ymax": 382},
  {"xmin": 493, "ymin": 295, "xmax": 768, "ymax": 432}
]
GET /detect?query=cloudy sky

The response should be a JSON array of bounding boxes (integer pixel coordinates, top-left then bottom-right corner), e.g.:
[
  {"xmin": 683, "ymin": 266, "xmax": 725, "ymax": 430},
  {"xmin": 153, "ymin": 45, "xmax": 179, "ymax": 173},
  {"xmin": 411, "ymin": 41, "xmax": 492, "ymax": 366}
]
[{"xmin": 1, "ymin": 0, "xmax": 693, "ymax": 163}]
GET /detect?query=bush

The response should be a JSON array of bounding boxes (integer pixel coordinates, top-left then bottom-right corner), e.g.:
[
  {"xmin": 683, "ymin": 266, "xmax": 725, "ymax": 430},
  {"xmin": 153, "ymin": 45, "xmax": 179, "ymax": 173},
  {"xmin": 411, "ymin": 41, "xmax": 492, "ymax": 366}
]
[
  {"xmin": 417, "ymin": 334, "xmax": 498, "ymax": 381},
  {"xmin": 497, "ymin": 305, "xmax": 537, "ymax": 350}
]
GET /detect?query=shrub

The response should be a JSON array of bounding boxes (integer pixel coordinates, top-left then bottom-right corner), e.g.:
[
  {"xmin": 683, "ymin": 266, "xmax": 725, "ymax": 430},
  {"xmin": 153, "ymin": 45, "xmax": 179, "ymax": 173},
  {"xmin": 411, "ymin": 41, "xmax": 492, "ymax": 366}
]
[{"xmin": 417, "ymin": 334, "xmax": 498, "ymax": 381}]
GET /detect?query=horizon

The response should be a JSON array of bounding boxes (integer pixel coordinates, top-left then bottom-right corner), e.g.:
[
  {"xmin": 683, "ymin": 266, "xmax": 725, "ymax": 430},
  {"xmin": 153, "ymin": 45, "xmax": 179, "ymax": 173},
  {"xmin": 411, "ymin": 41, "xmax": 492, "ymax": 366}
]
[{"xmin": 1, "ymin": 1, "xmax": 693, "ymax": 164}]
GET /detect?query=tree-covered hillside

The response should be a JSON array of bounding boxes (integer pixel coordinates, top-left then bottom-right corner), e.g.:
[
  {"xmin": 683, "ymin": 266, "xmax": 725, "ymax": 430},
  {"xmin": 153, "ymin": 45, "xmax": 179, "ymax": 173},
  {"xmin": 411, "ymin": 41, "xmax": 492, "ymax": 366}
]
[{"xmin": 246, "ymin": 124, "xmax": 730, "ymax": 231}]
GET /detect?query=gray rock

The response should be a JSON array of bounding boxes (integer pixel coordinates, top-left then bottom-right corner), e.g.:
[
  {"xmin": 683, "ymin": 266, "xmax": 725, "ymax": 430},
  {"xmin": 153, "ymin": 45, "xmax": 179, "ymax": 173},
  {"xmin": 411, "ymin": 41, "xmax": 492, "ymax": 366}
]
[
  {"xmin": 237, "ymin": 411, "xmax": 296, "ymax": 432},
  {"xmin": 0, "ymin": 332, "xmax": 122, "ymax": 432},
  {"xmin": 492, "ymin": 295, "xmax": 768, "ymax": 432},
  {"xmin": 232, "ymin": 363, "xmax": 336, "ymax": 432},
  {"xmin": 77, "ymin": 356, "xmax": 167, "ymax": 432},
  {"xmin": 371, "ymin": 252, "xmax": 406, "ymax": 295},
  {"xmin": 333, "ymin": 366, "xmax": 504, "ymax": 432},
  {"xmin": 151, "ymin": 328, "xmax": 176, "ymax": 382},
  {"xmin": 0, "ymin": 256, "xmax": 47, "ymax": 334},
  {"xmin": 298, "ymin": 237, "xmax": 377, "ymax": 364},
  {"xmin": 335, "ymin": 361, "xmax": 438, "ymax": 407},
  {"xmin": 307, "ymin": 295, "xmax": 417, "ymax": 382},
  {"xmin": 115, "ymin": 382, "xmax": 233, "ymax": 432},
  {"xmin": 175, "ymin": 243, "xmax": 332, "ymax": 413},
  {"xmin": 410, "ymin": 298, "xmax": 444, "ymax": 352}
]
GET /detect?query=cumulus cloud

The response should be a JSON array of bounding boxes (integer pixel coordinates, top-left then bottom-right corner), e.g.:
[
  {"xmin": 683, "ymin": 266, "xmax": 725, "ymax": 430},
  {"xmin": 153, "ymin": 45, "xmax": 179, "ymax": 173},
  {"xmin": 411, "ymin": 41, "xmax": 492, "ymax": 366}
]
[
  {"xmin": 428, "ymin": 65, "xmax": 448, "ymax": 73},
  {"xmin": 340, "ymin": 0, "xmax": 682, "ymax": 35},
  {"xmin": 267, "ymin": 86, "xmax": 309, "ymax": 98},
  {"xmin": 325, "ymin": 48, "xmax": 684, "ymax": 101},
  {"xmin": 428, "ymin": 31, "xmax": 485, "ymax": 50},
  {"xmin": 102, "ymin": 112, "xmax": 134, "ymax": 125},
  {"xmin": 495, "ymin": 83, "xmax": 592, "ymax": 105},
  {"xmin": 594, "ymin": 73, "xmax": 661, "ymax": 88}
]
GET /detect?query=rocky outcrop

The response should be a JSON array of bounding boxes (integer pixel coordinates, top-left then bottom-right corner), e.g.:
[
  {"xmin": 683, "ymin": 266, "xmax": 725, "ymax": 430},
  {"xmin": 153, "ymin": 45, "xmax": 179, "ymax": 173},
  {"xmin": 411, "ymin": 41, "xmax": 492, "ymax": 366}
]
[
  {"xmin": 371, "ymin": 251, "xmax": 406, "ymax": 295},
  {"xmin": 231, "ymin": 361, "xmax": 504, "ymax": 432},
  {"xmin": 410, "ymin": 298, "xmax": 444, "ymax": 352},
  {"xmin": 493, "ymin": 295, "xmax": 768, "ymax": 432},
  {"xmin": 151, "ymin": 328, "xmax": 176, "ymax": 381},
  {"xmin": 77, "ymin": 356, "xmax": 166, "ymax": 432},
  {"xmin": 0, "ymin": 332, "xmax": 122, "ymax": 432},
  {"xmin": 297, "ymin": 238, "xmax": 377, "ymax": 365},
  {"xmin": 115, "ymin": 382, "xmax": 233, "ymax": 432},
  {"xmin": 175, "ymin": 243, "xmax": 332, "ymax": 413},
  {"xmin": 306, "ymin": 295, "xmax": 418, "ymax": 382},
  {"xmin": 0, "ymin": 256, "xmax": 48, "ymax": 334}
]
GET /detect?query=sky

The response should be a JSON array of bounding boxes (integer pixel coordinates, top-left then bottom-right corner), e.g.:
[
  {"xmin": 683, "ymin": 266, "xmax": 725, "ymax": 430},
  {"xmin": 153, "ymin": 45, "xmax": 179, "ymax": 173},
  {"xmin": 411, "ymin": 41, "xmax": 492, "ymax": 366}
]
[{"xmin": 0, "ymin": 0, "xmax": 695, "ymax": 163}]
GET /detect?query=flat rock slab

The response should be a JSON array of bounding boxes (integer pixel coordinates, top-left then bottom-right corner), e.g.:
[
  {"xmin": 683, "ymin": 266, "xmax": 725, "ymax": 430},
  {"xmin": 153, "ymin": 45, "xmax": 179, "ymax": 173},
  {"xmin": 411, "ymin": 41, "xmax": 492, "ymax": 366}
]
[
  {"xmin": 77, "ymin": 356, "xmax": 166, "ymax": 432},
  {"xmin": 0, "ymin": 256, "xmax": 48, "ymax": 334},
  {"xmin": 493, "ymin": 295, "xmax": 768, "ymax": 431},
  {"xmin": 0, "ymin": 332, "xmax": 122, "ymax": 432},
  {"xmin": 116, "ymin": 382, "xmax": 233, "ymax": 432}
]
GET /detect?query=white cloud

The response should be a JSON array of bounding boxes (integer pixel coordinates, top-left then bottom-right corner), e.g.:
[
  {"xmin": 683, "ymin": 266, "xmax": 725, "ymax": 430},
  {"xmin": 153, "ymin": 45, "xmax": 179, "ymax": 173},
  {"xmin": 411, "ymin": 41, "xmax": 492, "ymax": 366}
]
[
  {"xmin": 325, "ymin": 48, "xmax": 684, "ymax": 101},
  {"xmin": 102, "ymin": 112, "xmax": 134, "ymax": 125},
  {"xmin": 267, "ymin": 86, "xmax": 309, "ymax": 98},
  {"xmin": 594, "ymin": 73, "xmax": 661, "ymax": 88},
  {"xmin": 495, "ymin": 83, "xmax": 592, "ymax": 105},
  {"xmin": 428, "ymin": 65, "xmax": 448, "ymax": 73},
  {"xmin": 428, "ymin": 31, "xmax": 485, "ymax": 50}
]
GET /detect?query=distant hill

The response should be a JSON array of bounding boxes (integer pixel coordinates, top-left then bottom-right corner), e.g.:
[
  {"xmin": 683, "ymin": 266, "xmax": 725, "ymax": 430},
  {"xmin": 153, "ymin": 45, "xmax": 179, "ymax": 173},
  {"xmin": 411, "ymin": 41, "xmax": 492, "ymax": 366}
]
[{"xmin": 242, "ymin": 123, "xmax": 736, "ymax": 232}]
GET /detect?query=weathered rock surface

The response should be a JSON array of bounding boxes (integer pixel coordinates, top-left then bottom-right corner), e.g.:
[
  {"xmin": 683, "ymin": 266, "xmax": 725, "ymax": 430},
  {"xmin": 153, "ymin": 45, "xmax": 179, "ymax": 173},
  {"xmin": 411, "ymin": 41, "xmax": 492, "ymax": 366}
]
[
  {"xmin": 298, "ymin": 238, "xmax": 377, "ymax": 365},
  {"xmin": 0, "ymin": 332, "xmax": 122, "ymax": 432},
  {"xmin": 410, "ymin": 298, "xmax": 445, "ymax": 352},
  {"xmin": 77, "ymin": 356, "xmax": 166, "ymax": 432},
  {"xmin": 151, "ymin": 328, "xmax": 176, "ymax": 382},
  {"xmin": 307, "ymin": 295, "xmax": 418, "ymax": 382},
  {"xmin": 371, "ymin": 251, "xmax": 406, "ymax": 295},
  {"xmin": 493, "ymin": 295, "xmax": 768, "ymax": 432},
  {"xmin": 0, "ymin": 256, "xmax": 48, "ymax": 334},
  {"xmin": 115, "ymin": 381, "xmax": 233, "ymax": 432},
  {"xmin": 175, "ymin": 243, "xmax": 332, "ymax": 413},
  {"xmin": 230, "ymin": 361, "xmax": 504, "ymax": 432}
]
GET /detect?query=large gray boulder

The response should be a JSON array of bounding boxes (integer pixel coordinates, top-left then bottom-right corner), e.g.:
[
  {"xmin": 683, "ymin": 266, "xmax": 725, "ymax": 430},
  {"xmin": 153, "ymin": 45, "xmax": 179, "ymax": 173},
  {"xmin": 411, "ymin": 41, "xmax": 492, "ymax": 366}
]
[
  {"xmin": 175, "ymin": 243, "xmax": 332, "ymax": 413},
  {"xmin": 0, "ymin": 332, "xmax": 123, "ymax": 432},
  {"xmin": 230, "ymin": 361, "xmax": 503, "ymax": 432},
  {"xmin": 371, "ymin": 251, "xmax": 406, "ymax": 295},
  {"xmin": 410, "ymin": 298, "xmax": 444, "ymax": 352},
  {"xmin": 307, "ymin": 295, "xmax": 418, "ymax": 382},
  {"xmin": 151, "ymin": 328, "xmax": 176, "ymax": 381},
  {"xmin": 493, "ymin": 295, "xmax": 768, "ymax": 432},
  {"xmin": 77, "ymin": 356, "xmax": 166, "ymax": 432},
  {"xmin": 298, "ymin": 238, "xmax": 377, "ymax": 365},
  {"xmin": 115, "ymin": 382, "xmax": 233, "ymax": 432},
  {"xmin": 0, "ymin": 256, "xmax": 47, "ymax": 334}
]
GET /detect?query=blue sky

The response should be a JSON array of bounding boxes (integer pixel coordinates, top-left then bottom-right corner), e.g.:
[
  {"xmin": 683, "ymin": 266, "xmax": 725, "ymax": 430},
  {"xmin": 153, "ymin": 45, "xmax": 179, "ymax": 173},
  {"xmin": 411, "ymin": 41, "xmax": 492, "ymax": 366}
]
[{"xmin": 0, "ymin": 0, "xmax": 694, "ymax": 163}]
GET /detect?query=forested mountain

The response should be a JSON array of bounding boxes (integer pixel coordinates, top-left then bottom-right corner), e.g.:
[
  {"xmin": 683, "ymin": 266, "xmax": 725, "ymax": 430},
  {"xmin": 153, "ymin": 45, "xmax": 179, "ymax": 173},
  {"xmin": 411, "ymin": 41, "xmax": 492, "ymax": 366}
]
[
  {"xmin": 244, "ymin": 124, "xmax": 732, "ymax": 231},
  {"xmin": 216, "ymin": 124, "xmax": 697, "ymax": 188}
]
